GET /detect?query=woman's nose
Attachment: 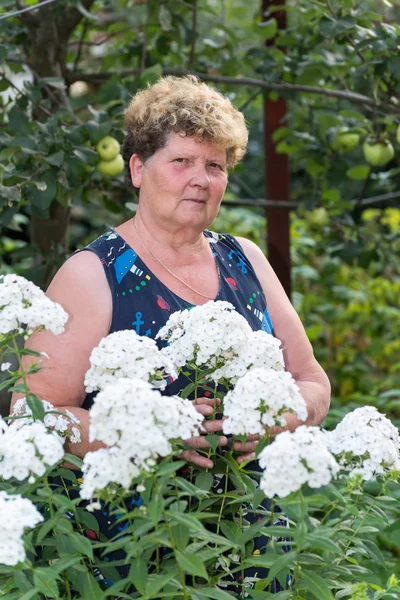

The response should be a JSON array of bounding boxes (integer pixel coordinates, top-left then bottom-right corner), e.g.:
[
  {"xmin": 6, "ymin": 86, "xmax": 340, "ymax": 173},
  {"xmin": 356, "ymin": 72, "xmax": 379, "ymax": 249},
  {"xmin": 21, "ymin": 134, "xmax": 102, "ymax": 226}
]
[{"xmin": 190, "ymin": 164, "xmax": 210, "ymax": 187}]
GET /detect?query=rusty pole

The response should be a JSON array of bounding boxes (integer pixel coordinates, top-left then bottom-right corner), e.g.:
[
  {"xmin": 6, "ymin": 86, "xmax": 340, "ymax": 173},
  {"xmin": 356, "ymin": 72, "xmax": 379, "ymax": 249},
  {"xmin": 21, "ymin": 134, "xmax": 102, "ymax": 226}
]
[{"xmin": 262, "ymin": 0, "xmax": 291, "ymax": 298}]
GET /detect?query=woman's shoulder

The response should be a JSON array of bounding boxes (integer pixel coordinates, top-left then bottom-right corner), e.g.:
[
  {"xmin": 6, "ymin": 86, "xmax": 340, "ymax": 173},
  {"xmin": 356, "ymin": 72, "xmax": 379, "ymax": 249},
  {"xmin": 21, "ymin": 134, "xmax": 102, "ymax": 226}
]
[{"xmin": 205, "ymin": 230, "xmax": 266, "ymax": 263}]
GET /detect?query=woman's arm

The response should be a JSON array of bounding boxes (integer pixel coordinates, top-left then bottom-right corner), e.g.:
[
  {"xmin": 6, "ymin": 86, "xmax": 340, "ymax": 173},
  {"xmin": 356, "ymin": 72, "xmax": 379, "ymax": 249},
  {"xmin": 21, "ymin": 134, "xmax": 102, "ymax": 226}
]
[
  {"xmin": 231, "ymin": 237, "xmax": 331, "ymax": 463},
  {"xmin": 10, "ymin": 251, "xmax": 112, "ymax": 458}
]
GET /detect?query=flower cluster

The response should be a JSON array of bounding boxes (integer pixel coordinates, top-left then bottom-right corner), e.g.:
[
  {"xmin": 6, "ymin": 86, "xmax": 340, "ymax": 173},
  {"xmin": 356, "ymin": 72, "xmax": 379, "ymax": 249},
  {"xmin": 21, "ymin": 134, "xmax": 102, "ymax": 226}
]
[
  {"xmin": 11, "ymin": 398, "xmax": 81, "ymax": 444},
  {"xmin": 81, "ymin": 378, "xmax": 203, "ymax": 498},
  {"xmin": 157, "ymin": 301, "xmax": 252, "ymax": 368},
  {"xmin": 0, "ymin": 417, "xmax": 65, "ymax": 482},
  {"xmin": 84, "ymin": 330, "xmax": 177, "ymax": 393},
  {"xmin": 325, "ymin": 406, "xmax": 400, "ymax": 480},
  {"xmin": 223, "ymin": 368, "xmax": 307, "ymax": 436},
  {"xmin": 212, "ymin": 330, "xmax": 284, "ymax": 383},
  {"xmin": 0, "ymin": 274, "xmax": 68, "ymax": 336},
  {"xmin": 258, "ymin": 426, "xmax": 340, "ymax": 498},
  {"xmin": 0, "ymin": 491, "xmax": 43, "ymax": 566},
  {"xmin": 80, "ymin": 447, "xmax": 140, "ymax": 500}
]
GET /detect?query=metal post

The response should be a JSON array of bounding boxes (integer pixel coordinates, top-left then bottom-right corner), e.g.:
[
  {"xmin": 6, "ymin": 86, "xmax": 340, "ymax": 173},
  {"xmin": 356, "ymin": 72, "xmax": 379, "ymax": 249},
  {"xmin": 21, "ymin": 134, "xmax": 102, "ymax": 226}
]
[{"xmin": 262, "ymin": 0, "xmax": 291, "ymax": 298}]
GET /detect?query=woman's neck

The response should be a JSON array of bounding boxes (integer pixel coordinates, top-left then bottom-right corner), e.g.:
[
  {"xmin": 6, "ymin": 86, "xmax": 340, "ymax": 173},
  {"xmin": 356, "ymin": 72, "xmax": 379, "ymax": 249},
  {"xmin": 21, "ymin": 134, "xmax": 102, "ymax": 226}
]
[{"xmin": 132, "ymin": 209, "xmax": 209, "ymax": 262}]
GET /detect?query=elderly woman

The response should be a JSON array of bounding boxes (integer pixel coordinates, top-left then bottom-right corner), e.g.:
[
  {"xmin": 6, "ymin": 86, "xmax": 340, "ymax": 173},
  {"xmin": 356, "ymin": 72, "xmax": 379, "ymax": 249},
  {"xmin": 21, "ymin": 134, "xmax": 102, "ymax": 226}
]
[{"xmin": 12, "ymin": 75, "xmax": 330, "ymax": 590}]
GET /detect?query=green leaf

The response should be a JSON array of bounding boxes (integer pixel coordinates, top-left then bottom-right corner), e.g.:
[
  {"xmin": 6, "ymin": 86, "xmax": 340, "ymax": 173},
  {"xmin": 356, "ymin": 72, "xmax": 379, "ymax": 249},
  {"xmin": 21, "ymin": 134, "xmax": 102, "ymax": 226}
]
[
  {"xmin": 82, "ymin": 571, "xmax": 105, "ymax": 598},
  {"xmin": 18, "ymin": 591, "xmax": 42, "ymax": 600},
  {"xmin": 176, "ymin": 550, "xmax": 209, "ymax": 580},
  {"xmin": 193, "ymin": 587, "xmax": 238, "ymax": 600},
  {"xmin": 304, "ymin": 532, "xmax": 341, "ymax": 554},
  {"xmin": 157, "ymin": 459, "xmax": 186, "ymax": 477},
  {"xmin": 250, "ymin": 592, "xmax": 292, "ymax": 600},
  {"xmin": 205, "ymin": 434, "xmax": 220, "ymax": 452},
  {"xmin": 63, "ymin": 452, "xmax": 83, "ymax": 469},
  {"xmin": 148, "ymin": 489, "xmax": 164, "ymax": 526},
  {"xmin": 36, "ymin": 513, "xmax": 62, "ymax": 543},
  {"xmin": 347, "ymin": 165, "xmax": 370, "ymax": 180},
  {"xmin": 26, "ymin": 393, "xmax": 45, "ymax": 420},
  {"xmin": 69, "ymin": 532, "xmax": 94, "ymax": 560},
  {"xmin": 129, "ymin": 556, "xmax": 147, "ymax": 594},
  {"xmin": 45, "ymin": 150, "xmax": 65, "ymax": 167},
  {"xmin": 181, "ymin": 381, "xmax": 196, "ymax": 399},
  {"xmin": 49, "ymin": 556, "xmax": 81, "ymax": 575},
  {"xmin": 387, "ymin": 56, "xmax": 400, "ymax": 80},
  {"xmin": 39, "ymin": 77, "xmax": 66, "ymax": 89},
  {"xmin": 26, "ymin": 170, "xmax": 58, "ymax": 217},
  {"xmin": 141, "ymin": 64, "xmax": 163, "ymax": 85},
  {"xmin": 299, "ymin": 569, "xmax": 334, "ymax": 600},
  {"xmin": 195, "ymin": 470, "xmax": 214, "ymax": 491},
  {"xmin": 8, "ymin": 106, "xmax": 31, "ymax": 135},
  {"xmin": 145, "ymin": 570, "xmax": 178, "ymax": 596},
  {"xmin": 0, "ymin": 45, "xmax": 7, "ymax": 61},
  {"xmin": 13, "ymin": 571, "xmax": 33, "ymax": 593},
  {"xmin": 259, "ymin": 18, "xmax": 278, "ymax": 40},
  {"xmin": 33, "ymin": 567, "xmax": 60, "ymax": 597}
]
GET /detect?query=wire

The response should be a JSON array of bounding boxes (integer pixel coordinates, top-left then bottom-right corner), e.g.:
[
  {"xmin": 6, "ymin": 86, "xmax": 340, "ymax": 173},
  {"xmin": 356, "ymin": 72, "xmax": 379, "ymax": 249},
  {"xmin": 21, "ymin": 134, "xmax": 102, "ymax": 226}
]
[{"xmin": 0, "ymin": 0, "xmax": 58, "ymax": 22}]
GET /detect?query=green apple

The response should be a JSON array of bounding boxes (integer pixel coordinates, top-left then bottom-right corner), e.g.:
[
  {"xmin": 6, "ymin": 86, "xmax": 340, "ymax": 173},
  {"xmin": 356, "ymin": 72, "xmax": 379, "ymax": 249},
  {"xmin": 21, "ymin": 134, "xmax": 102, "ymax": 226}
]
[
  {"xmin": 307, "ymin": 207, "xmax": 329, "ymax": 228},
  {"xmin": 332, "ymin": 128, "xmax": 360, "ymax": 152},
  {"xmin": 362, "ymin": 140, "xmax": 395, "ymax": 167},
  {"xmin": 97, "ymin": 154, "xmax": 124, "ymax": 177},
  {"xmin": 96, "ymin": 136, "xmax": 120, "ymax": 161},
  {"xmin": 396, "ymin": 124, "xmax": 400, "ymax": 145}
]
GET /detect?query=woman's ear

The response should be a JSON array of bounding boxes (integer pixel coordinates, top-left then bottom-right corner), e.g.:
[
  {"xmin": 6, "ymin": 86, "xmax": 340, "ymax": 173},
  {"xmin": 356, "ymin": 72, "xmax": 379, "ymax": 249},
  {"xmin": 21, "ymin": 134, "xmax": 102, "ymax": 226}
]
[{"xmin": 129, "ymin": 154, "xmax": 145, "ymax": 188}]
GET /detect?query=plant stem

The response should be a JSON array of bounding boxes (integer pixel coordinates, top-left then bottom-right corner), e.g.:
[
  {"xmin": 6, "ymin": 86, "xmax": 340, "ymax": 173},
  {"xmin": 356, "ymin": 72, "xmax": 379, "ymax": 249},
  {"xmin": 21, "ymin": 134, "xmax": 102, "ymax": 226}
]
[
  {"xmin": 239, "ymin": 503, "xmax": 245, "ymax": 600},
  {"xmin": 216, "ymin": 463, "xmax": 229, "ymax": 535},
  {"xmin": 12, "ymin": 335, "xmax": 31, "ymax": 398},
  {"xmin": 163, "ymin": 508, "xmax": 189, "ymax": 600}
]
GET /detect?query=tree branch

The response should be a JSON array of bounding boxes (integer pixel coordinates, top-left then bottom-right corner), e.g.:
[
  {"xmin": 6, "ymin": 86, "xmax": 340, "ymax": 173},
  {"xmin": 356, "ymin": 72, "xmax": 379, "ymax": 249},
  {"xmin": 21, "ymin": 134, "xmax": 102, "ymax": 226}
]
[
  {"xmin": 221, "ymin": 190, "xmax": 400, "ymax": 210},
  {"xmin": 72, "ymin": 18, "xmax": 89, "ymax": 72},
  {"xmin": 58, "ymin": 0, "xmax": 97, "ymax": 43},
  {"xmin": 65, "ymin": 68, "xmax": 400, "ymax": 114},
  {"xmin": 67, "ymin": 26, "xmax": 132, "ymax": 47}
]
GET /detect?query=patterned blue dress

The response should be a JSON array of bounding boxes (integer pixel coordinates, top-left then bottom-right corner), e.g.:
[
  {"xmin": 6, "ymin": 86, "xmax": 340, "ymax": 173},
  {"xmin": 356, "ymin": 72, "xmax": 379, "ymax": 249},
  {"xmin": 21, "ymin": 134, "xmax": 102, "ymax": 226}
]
[{"xmin": 74, "ymin": 228, "xmax": 287, "ymax": 594}]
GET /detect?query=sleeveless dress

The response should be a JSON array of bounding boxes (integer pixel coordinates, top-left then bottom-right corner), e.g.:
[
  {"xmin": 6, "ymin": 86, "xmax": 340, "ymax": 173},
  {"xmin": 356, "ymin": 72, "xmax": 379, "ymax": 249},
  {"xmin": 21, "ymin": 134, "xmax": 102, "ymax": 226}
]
[{"xmin": 74, "ymin": 228, "xmax": 288, "ymax": 594}]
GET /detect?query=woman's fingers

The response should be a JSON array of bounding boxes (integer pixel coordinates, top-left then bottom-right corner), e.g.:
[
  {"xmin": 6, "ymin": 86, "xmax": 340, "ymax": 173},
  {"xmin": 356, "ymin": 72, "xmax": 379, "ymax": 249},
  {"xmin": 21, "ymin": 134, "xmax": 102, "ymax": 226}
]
[
  {"xmin": 236, "ymin": 452, "xmax": 256, "ymax": 464},
  {"xmin": 194, "ymin": 404, "xmax": 215, "ymax": 417},
  {"xmin": 179, "ymin": 450, "xmax": 214, "ymax": 469},
  {"xmin": 201, "ymin": 419, "xmax": 224, "ymax": 434},
  {"xmin": 232, "ymin": 440, "xmax": 259, "ymax": 453},
  {"xmin": 183, "ymin": 434, "xmax": 228, "ymax": 449},
  {"xmin": 232, "ymin": 434, "xmax": 261, "ymax": 453}
]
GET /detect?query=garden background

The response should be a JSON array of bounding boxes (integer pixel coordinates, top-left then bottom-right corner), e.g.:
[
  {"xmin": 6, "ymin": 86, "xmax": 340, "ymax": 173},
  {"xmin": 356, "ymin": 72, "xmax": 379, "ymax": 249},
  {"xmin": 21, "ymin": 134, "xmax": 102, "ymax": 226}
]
[
  {"xmin": 0, "ymin": 1, "xmax": 400, "ymax": 596},
  {"xmin": 1, "ymin": 0, "xmax": 399, "ymax": 425}
]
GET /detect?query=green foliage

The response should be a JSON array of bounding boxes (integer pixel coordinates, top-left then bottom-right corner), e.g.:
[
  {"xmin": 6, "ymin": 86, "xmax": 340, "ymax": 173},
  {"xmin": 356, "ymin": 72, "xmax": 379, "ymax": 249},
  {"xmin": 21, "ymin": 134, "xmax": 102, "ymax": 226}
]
[{"xmin": 212, "ymin": 205, "xmax": 400, "ymax": 427}]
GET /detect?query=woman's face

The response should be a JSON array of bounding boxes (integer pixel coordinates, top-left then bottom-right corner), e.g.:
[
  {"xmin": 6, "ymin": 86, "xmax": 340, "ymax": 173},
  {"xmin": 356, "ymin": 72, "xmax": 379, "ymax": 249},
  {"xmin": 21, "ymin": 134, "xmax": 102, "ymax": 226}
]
[{"xmin": 130, "ymin": 133, "xmax": 228, "ymax": 231}]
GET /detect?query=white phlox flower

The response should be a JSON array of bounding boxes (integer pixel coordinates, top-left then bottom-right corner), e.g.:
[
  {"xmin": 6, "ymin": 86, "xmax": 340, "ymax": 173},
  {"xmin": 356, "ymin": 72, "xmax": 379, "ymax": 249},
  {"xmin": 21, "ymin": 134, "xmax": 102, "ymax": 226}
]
[
  {"xmin": 11, "ymin": 397, "xmax": 81, "ymax": 444},
  {"xmin": 80, "ymin": 447, "xmax": 140, "ymax": 500},
  {"xmin": 84, "ymin": 329, "xmax": 177, "ymax": 393},
  {"xmin": 157, "ymin": 301, "xmax": 252, "ymax": 368},
  {"xmin": 0, "ymin": 417, "xmax": 64, "ymax": 482},
  {"xmin": 211, "ymin": 330, "xmax": 284, "ymax": 383},
  {"xmin": 81, "ymin": 378, "xmax": 203, "ymax": 497},
  {"xmin": 1, "ymin": 362, "xmax": 11, "ymax": 372},
  {"xmin": 0, "ymin": 491, "xmax": 43, "ymax": 566},
  {"xmin": 0, "ymin": 274, "xmax": 68, "ymax": 335},
  {"xmin": 222, "ymin": 368, "xmax": 308, "ymax": 436},
  {"xmin": 324, "ymin": 406, "xmax": 400, "ymax": 480},
  {"xmin": 258, "ymin": 426, "xmax": 340, "ymax": 498}
]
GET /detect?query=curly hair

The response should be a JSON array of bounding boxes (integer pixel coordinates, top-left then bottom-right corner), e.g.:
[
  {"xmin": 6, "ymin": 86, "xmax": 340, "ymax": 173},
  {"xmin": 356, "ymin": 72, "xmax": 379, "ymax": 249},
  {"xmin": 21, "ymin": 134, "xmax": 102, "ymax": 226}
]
[{"xmin": 122, "ymin": 75, "xmax": 248, "ymax": 185}]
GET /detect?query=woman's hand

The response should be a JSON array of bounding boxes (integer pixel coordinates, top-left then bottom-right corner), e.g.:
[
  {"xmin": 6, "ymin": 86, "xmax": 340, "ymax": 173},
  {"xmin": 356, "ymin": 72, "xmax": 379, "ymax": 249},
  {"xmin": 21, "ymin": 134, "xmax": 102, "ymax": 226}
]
[
  {"xmin": 180, "ymin": 397, "xmax": 228, "ymax": 469},
  {"xmin": 232, "ymin": 434, "xmax": 262, "ymax": 464}
]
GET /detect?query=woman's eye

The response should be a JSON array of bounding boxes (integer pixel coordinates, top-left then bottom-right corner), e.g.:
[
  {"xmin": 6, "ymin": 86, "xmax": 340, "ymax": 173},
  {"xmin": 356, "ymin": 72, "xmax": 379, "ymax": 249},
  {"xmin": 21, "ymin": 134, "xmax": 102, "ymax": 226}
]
[
  {"xmin": 174, "ymin": 158, "xmax": 187, "ymax": 163},
  {"xmin": 210, "ymin": 163, "xmax": 223, "ymax": 170}
]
